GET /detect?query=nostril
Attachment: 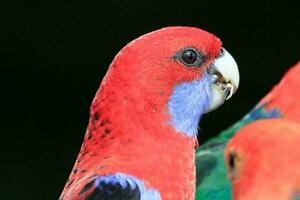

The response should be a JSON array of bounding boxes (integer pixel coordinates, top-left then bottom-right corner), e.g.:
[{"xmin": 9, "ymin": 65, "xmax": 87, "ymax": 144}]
[{"xmin": 220, "ymin": 47, "xmax": 225, "ymax": 56}]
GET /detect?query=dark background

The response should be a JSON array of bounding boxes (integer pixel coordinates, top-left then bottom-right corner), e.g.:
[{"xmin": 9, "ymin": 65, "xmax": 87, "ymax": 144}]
[{"xmin": 1, "ymin": 0, "xmax": 299, "ymax": 199}]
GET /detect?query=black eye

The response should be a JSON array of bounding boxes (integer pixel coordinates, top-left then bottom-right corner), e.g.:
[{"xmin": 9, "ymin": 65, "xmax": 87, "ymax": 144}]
[
  {"xmin": 227, "ymin": 150, "xmax": 239, "ymax": 181},
  {"xmin": 181, "ymin": 49, "xmax": 198, "ymax": 65},
  {"xmin": 228, "ymin": 151, "xmax": 236, "ymax": 170},
  {"xmin": 174, "ymin": 47, "xmax": 205, "ymax": 67}
]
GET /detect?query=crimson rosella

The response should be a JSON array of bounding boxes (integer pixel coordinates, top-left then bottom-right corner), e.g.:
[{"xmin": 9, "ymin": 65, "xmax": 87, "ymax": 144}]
[
  {"xmin": 60, "ymin": 26, "xmax": 239, "ymax": 200},
  {"xmin": 225, "ymin": 119, "xmax": 300, "ymax": 200},
  {"xmin": 195, "ymin": 62, "xmax": 300, "ymax": 200}
]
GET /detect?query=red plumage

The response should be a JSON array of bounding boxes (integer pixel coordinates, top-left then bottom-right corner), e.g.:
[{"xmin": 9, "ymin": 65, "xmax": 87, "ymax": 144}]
[
  {"xmin": 225, "ymin": 62, "xmax": 300, "ymax": 200},
  {"xmin": 226, "ymin": 119, "xmax": 300, "ymax": 200},
  {"xmin": 259, "ymin": 62, "xmax": 300, "ymax": 123},
  {"xmin": 60, "ymin": 27, "xmax": 221, "ymax": 200}
]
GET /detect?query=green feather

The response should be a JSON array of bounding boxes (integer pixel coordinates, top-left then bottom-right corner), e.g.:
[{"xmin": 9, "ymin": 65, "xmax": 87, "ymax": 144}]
[
  {"xmin": 294, "ymin": 194, "xmax": 300, "ymax": 200},
  {"xmin": 195, "ymin": 105, "xmax": 281, "ymax": 200}
]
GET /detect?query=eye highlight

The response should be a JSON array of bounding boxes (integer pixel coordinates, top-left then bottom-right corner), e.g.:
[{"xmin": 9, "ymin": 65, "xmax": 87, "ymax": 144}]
[{"xmin": 176, "ymin": 47, "xmax": 205, "ymax": 67}]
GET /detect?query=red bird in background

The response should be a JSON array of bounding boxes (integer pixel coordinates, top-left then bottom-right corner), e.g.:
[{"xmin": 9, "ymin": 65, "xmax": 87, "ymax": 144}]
[
  {"xmin": 195, "ymin": 62, "xmax": 300, "ymax": 200},
  {"xmin": 226, "ymin": 119, "xmax": 300, "ymax": 200}
]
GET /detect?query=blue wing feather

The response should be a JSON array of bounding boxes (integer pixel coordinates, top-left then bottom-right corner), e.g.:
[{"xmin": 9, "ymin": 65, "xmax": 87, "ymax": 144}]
[{"xmin": 78, "ymin": 173, "xmax": 161, "ymax": 200}]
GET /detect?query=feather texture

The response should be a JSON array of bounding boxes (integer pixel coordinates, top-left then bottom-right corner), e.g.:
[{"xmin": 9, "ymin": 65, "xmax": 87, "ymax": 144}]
[{"xmin": 60, "ymin": 27, "xmax": 223, "ymax": 200}]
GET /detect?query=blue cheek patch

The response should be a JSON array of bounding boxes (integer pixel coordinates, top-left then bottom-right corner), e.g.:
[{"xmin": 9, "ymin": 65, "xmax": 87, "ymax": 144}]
[
  {"xmin": 80, "ymin": 173, "xmax": 161, "ymax": 200},
  {"xmin": 167, "ymin": 72, "xmax": 212, "ymax": 137}
]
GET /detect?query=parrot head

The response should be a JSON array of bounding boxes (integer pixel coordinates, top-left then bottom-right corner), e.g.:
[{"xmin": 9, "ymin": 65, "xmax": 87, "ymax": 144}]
[
  {"xmin": 61, "ymin": 27, "xmax": 240, "ymax": 200},
  {"xmin": 95, "ymin": 26, "xmax": 239, "ymax": 137},
  {"xmin": 225, "ymin": 119, "xmax": 300, "ymax": 200}
]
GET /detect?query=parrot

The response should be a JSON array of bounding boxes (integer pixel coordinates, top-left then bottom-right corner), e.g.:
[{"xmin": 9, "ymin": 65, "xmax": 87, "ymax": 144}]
[
  {"xmin": 195, "ymin": 61, "xmax": 300, "ymax": 200},
  {"xmin": 60, "ymin": 26, "xmax": 240, "ymax": 200},
  {"xmin": 225, "ymin": 119, "xmax": 300, "ymax": 200}
]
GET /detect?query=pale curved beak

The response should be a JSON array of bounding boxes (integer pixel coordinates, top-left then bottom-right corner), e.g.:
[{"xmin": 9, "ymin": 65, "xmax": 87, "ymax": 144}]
[{"xmin": 205, "ymin": 48, "xmax": 240, "ymax": 113}]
